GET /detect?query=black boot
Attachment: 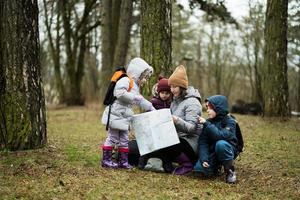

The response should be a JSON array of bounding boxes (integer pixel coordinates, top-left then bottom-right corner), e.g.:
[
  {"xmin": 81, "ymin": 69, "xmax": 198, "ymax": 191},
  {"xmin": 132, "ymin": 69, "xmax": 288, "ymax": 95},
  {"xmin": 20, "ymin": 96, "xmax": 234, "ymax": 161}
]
[
  {"xmin": 162, "ymin": 159, "xmax": 174, "ymax": 173},
  {"xmin": 223, "ymin": 160, "xmax": 237, "ymax": 184},
  {"xmin": 138, "ymin": 155, "xmax": 149, "ymax": 170}
]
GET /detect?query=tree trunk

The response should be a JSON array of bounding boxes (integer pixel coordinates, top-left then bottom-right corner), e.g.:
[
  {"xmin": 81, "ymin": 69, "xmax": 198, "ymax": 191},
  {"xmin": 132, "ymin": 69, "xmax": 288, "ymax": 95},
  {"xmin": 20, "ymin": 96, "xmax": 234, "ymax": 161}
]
[
  {"xmin": 253, "ymin": 19, "xmax": 263, "ymax": 104},
  {"xmin": 141, "ymin": 0, "xmax": 172, "ymax": 95},
  {"xmin": 112, "ymin": 0, "xmax": 133, "ymax": 68},
  {"xmin": 100, "ymin": 0, "xmax": 122, "ymax": 98},
  {"xmin": 60, "ymin": 0, "xmax": 99, "ymax": 105},
  {"xmin": 61, "ymin": 0, "xmax": 77, "ymax": 104},
  {"xmin": 43, "ymin": 0, "xmax": 65, "ymax": 103},
  {"xmin": 297, "ymin": 66, "xmax": 300, "ymax": 112},
  {"xmin": 74, "ymin": 34, "xmax": 87, "ymax": 105},
  {"xmin": 263, "ymin": 0, "xmax": 290, "ymax": 117},
  {"xmin": 0, "ymin": 0, "xmax": 47, "ymax": 150}
]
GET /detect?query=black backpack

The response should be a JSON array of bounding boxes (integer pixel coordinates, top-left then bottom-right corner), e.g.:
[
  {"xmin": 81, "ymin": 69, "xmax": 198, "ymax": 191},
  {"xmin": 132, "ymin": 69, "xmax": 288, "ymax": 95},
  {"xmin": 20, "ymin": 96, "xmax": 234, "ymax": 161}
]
[
  {"xmin": 223, "ymin": 114, "xmax": 244, "ymax": 154},
  {"xmin": 103, "ymin": 67, "xmax": 132, "ymax": 106}
]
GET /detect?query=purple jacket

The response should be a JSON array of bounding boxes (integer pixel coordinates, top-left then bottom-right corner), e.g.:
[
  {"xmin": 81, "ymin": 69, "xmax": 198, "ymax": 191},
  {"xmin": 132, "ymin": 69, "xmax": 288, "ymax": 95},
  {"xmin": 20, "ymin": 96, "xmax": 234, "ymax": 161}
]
[{"xmin": 150, "ymin": 96, "xmax": 171, "ymax": 110}]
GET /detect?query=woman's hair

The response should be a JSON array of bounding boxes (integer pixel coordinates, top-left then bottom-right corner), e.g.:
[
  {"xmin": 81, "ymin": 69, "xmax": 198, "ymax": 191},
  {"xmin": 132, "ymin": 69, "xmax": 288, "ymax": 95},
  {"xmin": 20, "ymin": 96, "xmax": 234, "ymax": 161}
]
[{"xmin": 179, "ymin": 87, "xmax": 187, "ymax": 98}]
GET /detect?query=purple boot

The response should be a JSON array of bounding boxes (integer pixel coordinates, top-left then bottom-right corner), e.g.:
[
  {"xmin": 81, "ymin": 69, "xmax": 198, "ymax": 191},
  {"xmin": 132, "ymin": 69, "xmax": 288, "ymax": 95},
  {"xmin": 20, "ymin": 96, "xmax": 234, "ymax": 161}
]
[
  {"xmin": 118, "ymin": 147, "xmax": 132, "ymax": 169},
  {"xmin": 174, "ymin": 153, "xmax": 193, "ymax": 175},
  {"xmin": 101, "ymin": 146, "xmax": 118, "ymax": 168}
]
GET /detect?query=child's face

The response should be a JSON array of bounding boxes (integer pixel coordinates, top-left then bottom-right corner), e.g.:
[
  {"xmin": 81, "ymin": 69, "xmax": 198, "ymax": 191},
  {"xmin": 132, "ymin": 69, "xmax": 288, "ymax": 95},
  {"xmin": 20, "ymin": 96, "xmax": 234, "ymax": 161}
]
[
  {"xmin": 138, "ymin": 69, "xmax": 151, "ymax": 87},
  {"xmin": 170, "ymin": 85, "xmax": 181, "ymax": 97},
  {"xmin": 206, "ymin": 102, "xmax": 217, "ymax": 119},
  {"xmin": 138, "ymin": 77, "xmax": 147, "ymax": 87},
  {"xmin": 159, "ymin": 91, "xmax": 171, "ymax": 101}
]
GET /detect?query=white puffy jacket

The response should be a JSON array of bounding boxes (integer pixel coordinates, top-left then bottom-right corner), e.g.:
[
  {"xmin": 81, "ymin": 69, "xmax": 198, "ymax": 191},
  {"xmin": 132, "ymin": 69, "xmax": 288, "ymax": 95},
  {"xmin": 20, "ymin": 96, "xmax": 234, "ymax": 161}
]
[{"xmin": 101, "ymin": 58, "xmax": 154, "ymax": 131}]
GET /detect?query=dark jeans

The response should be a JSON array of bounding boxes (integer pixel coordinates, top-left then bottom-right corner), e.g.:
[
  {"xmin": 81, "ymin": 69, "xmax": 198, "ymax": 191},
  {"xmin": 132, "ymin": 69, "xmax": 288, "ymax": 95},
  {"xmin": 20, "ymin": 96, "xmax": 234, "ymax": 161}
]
[
  {"xmin": 159, "ymin": 138, "xmax": 198, "ymax": 164},
  {"xmin": 128, "ymin": 138, "xmax": 197, "ymax": 166},
  {"xmin": 128, "ymin": 140, "xmax": 140, "ymax": 166}
]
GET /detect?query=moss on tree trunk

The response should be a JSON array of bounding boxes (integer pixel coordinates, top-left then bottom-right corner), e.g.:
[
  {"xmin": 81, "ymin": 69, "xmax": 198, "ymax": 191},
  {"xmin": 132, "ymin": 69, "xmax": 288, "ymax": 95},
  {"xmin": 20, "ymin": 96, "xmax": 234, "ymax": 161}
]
[
  {"xmin": 0, "ymin": 0, "xmax": 46, "ymax": 150},
  {"xmin": 141, "ymin": 0, "xmax": 172, "ymax": 96},
  {"xmin": 263, "ymin": 0, "xmax": 290, "ymax": 117}
]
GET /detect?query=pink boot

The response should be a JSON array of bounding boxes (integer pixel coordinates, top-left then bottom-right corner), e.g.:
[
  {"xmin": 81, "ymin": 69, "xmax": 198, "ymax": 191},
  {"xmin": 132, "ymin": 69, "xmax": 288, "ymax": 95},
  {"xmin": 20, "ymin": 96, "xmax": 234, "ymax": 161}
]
[
  {"xmin": 118, "ymin": 147, "xmax": 132, "ymax": 169},
  {"xmin": 101, "ymin": 146, "xmax": 118, "ymax": 168}
]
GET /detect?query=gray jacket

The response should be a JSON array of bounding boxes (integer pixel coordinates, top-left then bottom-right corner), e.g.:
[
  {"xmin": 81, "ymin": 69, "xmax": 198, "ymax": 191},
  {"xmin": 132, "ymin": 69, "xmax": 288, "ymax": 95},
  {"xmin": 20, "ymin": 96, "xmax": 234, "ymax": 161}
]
[
  {"xmin": 171, "ymin": 86, "xmax": 202, "ymax": 154},
  {"xmin": 101, "ymin": 58, "xmax": 154, "ymax": 131}
]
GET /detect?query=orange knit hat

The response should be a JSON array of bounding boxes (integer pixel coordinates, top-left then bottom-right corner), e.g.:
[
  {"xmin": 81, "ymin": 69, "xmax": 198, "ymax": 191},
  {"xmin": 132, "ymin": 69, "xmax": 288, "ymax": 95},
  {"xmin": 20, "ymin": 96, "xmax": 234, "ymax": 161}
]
[{"xmin": 168, "ymin": 65, "xmax": 188, "ymax": 89}]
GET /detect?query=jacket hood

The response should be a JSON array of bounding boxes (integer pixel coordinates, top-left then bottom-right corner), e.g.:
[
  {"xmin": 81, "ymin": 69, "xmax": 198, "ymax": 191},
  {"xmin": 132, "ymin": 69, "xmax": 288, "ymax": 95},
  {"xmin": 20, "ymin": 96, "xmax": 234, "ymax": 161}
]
[
  {"xmin": 185, "ymin": 86, "xmax": 202, "ymax": 102},
  {"xmin": 126, "ymin": 57, "xmax": 153, "ymax": 82},
  {"xmin": 206, "ymin": 95, "xmax": 228, "ymax": 116}
]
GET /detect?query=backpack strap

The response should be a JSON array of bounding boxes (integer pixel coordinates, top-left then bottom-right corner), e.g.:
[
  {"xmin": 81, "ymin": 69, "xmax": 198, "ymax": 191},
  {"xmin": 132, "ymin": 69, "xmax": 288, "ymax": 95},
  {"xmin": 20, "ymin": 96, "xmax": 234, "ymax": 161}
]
[
  {"xmin": 224, "ymin": 114, "xmax": 244, "ymax": 154},
  {"xmin": 128, "ymin": 77, "xmax": 133, "ymax": 92},
  {"xmin": 111, "ymin": 71, "xmax": 133, "ymax": 92}
]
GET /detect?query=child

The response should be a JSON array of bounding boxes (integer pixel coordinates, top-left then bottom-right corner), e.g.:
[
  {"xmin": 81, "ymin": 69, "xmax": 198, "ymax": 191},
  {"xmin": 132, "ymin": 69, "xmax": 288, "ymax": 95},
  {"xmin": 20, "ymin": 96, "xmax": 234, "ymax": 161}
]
[
  {"xmin": 194, "ymin": 95, "xmax": 238, "ymax": 183},
  {"xmin": 138, "ymin": 76, "xmax": 173, "ymax": 172},
  {"xmin": 150, "ymin": 76, "xmax": 172, "ymax": 109},
  {"xmin": 101, "ymin": 57, "xmax": 155, "ymax": 169}
]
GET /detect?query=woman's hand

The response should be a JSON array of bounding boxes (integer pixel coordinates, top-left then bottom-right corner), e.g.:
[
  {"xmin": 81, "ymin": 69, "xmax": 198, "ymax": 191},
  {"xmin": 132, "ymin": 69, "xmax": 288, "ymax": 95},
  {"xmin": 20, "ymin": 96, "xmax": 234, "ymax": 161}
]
[
  {"xmin": 202, "ymin": 162, "xmax": 209, "ymax": 168},
  {"xmin": 198, "ymin": 116, "xmax": 206, "ymax": 124},
  {"xmin": 172, "ymin": 115, "xmax": 178, "ymax": 123}
]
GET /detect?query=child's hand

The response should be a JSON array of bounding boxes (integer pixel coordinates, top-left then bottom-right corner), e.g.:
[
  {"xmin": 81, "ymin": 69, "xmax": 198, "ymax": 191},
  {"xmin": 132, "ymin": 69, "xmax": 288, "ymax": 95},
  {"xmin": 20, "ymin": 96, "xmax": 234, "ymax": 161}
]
[
  {"xmin": 147, "ymin": 106, "xmax": 156, "ymax": 112},
  {"xmin": 202, "ymin": 162, "xmax": 209, "ymax": 168},
  {"xmin": 198, "ymin": 116, "xmax": 206, "ymax": 124},
  {"xmin": 133, "ymin": 95, "xmax": 143, "ymax": 104}
]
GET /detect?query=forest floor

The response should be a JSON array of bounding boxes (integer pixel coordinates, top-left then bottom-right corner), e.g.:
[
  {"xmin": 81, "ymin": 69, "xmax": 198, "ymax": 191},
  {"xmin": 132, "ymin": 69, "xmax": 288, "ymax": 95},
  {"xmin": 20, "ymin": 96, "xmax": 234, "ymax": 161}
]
[{"xmin": 0, "ymin": 105, "xmax": 299, "ymax": 200}]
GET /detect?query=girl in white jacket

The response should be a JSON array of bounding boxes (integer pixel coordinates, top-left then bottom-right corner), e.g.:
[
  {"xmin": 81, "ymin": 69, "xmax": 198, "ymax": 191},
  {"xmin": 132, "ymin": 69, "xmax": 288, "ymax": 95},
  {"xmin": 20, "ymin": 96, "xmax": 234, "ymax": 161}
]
[{"xmin": 101, "ymin": 58, "xmax": 155, "ymax": 169}]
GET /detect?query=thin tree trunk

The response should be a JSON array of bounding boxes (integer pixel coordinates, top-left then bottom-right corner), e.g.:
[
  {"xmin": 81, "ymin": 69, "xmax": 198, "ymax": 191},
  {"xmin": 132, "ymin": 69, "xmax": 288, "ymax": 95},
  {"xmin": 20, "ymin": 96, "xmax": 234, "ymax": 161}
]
[
  {"xmin": 297, "ymin": 65, "xmax": 300, "ymax": 112},
  {"xmin": 43, "ymin": 0, "xmax": 65, "ymax": 103},
  {"xmin": 100, "ymin": 0, "xmax": 133, "ymax": 100},
  {"xmin": 61, "ymin": 0, "xmax": 98, "ymax": 105},
  {"xmin": 100, "ymin": 0, "xmax": 122, "ymax": 98},
  {"xmin": 113, "ymin": 0, "xmax": 133, "ymax": 68},
  {"xmin": 141, "ymin": 0, "xmax": 172, "ymax": 95},
  {"xmin": 263, "ymin": 0, "xmax": 290, "ymax": 117},
  {"xmin": 253, "ymin": 34, "xmax": 263, "ymax": 103},
  {"xmin": 243, "ymin": 36, "xmax": 255, "ymax": 100},
  {"xmin": 75, "ymin": 34, "xmax": 87, "ymax": 105},
  {"xmin": 61, "ymin": 0, "xmax": 78, "ymax": 105},
  {"xmin": 111, "ymin": 0, "xmax": 122, "ymax": 66},
  {"xmin": 0, "ymin": 0, "xmax": 46, "ymax": 150}
]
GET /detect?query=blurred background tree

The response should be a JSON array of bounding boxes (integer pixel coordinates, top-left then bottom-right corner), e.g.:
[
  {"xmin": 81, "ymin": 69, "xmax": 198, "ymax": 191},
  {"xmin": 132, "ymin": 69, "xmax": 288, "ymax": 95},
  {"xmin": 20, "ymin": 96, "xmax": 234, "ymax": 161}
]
[
  {"xmin": 2, "ymin": 0, "xmax": 299, "ymax": 150},
  {"xmin": 37, "ymin": 0, "xmax": 299, "ymax": 115}
]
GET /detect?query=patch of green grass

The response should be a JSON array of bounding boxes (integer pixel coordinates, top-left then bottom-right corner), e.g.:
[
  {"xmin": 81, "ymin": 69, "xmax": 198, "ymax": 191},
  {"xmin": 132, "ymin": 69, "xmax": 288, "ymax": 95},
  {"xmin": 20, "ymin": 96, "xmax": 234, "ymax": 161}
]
[
  {"xmin": 64, "ymin": 144, "xmax": 99, "ymax": 167},
  {"xmin": 0, "ymin": 106, "xmax": 299, "ymax": 199}
]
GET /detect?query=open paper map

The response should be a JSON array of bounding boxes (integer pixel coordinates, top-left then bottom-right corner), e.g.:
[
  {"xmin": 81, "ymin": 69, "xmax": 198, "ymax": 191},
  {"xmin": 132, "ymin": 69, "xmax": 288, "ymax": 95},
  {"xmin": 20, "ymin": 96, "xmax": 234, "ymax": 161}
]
[{"xmin": 131, "ymin": 109, "xmax": 180, "ymax": 155}]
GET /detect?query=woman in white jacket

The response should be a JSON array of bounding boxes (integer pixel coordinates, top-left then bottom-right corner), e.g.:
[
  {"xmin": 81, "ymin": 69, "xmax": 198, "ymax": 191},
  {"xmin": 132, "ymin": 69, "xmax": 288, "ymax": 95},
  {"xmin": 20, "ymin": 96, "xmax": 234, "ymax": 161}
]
[{"xmin": 101, "ymin": 58, "xmax": 155, "ymax": 169}]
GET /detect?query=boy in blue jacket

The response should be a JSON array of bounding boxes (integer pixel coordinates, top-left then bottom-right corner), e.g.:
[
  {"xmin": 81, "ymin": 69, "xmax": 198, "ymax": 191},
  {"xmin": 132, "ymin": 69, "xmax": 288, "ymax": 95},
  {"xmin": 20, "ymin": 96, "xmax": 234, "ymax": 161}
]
[{"xmin": 194, "ymin": 95, "xmax": 237, "ymax": 183}]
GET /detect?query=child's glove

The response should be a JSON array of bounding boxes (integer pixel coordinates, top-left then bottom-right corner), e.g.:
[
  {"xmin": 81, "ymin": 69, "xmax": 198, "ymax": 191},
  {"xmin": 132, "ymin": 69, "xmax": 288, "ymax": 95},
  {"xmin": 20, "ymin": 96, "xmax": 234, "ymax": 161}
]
[
  {"xmin": 147, "ymin": 106, "xmax": 156, "ymax": 112},
  {"xmin": 133, "ymin": 95, "xmax": 143, "ymax": 104}
]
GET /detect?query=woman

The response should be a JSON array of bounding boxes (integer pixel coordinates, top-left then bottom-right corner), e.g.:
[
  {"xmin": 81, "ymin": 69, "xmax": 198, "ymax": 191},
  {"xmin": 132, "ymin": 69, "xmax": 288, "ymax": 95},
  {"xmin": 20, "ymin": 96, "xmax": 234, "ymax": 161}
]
[
  {"xmin": 163, "ymin": 65, "xmax": 202, "ymax": 175},
  {"xmin": 129, "ymin": 65, "xmax": 202, "ymax": 175}
]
